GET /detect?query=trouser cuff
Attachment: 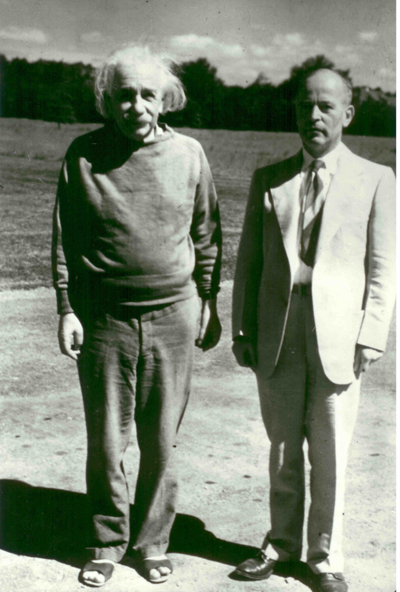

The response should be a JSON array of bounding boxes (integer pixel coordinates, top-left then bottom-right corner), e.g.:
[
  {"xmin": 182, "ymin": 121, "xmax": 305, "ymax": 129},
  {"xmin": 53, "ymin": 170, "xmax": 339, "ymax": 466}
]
[
  {"xmin": 307, "ymin": 558, "xmax": 344, "ymax": 574},
  {"xmin": 131, "ymin": 541, "xmax": 170, "ymax": 559},
  {"xmin": 87, "ymin": 544, "xmax": 127, "ymax": 563},
  {"xmin": 262, "ymin": 532, "xmax": 302, "ymax": 562}
]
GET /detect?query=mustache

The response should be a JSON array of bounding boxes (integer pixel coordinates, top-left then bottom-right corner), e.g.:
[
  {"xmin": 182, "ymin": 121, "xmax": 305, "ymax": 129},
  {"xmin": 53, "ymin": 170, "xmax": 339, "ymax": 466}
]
[{"xmin": 123, "ymin": 114, "xmax": 148, "ymax": 123}]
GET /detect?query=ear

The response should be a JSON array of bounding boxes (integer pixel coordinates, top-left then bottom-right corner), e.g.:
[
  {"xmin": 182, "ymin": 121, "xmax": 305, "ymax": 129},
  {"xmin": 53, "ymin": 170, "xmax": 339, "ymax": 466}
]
[{"xmin": 342, "ymin": 104, "xmax": 355, "ymax": 129}]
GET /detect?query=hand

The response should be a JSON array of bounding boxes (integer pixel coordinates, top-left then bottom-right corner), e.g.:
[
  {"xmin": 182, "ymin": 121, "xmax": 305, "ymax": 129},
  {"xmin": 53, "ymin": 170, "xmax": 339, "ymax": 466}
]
[
  {"xmin": 353, "ymin": 345, "xmax": 383, "ymax": 379},
  {"xmin": 195, "ymin": 298, "xmax": 222, "ymax": 351},
  {"xmin": 58, "ymin": 313, "xmax": 84, "ymax": 361},
  {"xmin": 232, "ymin": 337, "xmax": 257, "ymax": 369}
]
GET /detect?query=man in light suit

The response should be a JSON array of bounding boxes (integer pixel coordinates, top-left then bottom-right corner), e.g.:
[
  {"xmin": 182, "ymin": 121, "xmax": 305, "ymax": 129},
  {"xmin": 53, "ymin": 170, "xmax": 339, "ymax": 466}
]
[{"xmin": 231, "ymin": 67, "xmax": 395, "ymax": 592}]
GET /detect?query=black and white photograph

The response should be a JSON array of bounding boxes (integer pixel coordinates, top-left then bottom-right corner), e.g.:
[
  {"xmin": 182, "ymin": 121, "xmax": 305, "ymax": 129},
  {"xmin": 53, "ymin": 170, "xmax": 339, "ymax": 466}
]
[{"xmin": 0, "ymin": 1, "xmax": 395, "ymax": 591}]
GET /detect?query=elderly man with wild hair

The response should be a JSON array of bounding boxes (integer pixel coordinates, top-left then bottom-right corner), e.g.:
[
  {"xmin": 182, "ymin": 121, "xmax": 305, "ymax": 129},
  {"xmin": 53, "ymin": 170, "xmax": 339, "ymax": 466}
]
[{"xmin": 52, "ymin": 45, "xmax": 222, "ymax": 587}]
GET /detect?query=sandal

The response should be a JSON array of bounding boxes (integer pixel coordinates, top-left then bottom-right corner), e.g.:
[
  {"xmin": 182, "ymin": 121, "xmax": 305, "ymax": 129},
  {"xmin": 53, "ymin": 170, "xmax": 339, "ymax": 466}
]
[
  {"xmin": 78, "ymin": 560, "xmax": 115, "ymax": 588},
  {"xmin": 142, "ymin": 556, "xmax": 173, "ymax": 584}
]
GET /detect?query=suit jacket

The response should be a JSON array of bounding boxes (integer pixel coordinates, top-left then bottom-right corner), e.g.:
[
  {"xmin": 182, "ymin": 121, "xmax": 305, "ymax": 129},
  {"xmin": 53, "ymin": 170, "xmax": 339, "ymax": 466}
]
[{"xmin": 232, "ymin": 144, "xmax": 396, "ymax": 384}]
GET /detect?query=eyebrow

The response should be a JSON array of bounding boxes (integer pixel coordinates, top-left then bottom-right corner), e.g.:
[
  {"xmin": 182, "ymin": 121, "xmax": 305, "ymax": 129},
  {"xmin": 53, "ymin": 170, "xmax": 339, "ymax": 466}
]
[
  {"xmin": 296, "ymin": 99, "xmax": 335, "ymax": 105},
  {"xmin": 116, "ymin": 84, "xmax": 159, "ymax": 94}
]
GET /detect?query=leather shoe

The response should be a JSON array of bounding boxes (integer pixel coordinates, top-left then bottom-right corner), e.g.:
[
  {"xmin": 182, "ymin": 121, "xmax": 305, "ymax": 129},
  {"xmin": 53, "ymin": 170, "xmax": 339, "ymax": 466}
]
[
  {"xmin": 315, "ymin": 572, "xmax": 348, "ymax": 592},
  {"xmin": 233, "ymin": 551, "xmax": 276, "ymax": 580}
]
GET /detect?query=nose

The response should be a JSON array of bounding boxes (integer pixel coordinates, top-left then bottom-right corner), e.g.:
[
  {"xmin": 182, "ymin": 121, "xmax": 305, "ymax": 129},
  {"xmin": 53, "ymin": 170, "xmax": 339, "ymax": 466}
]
[
  {"xmin": 310, "ymin": 104, "xmax": 322, "ymax": 121},
  {"xmin": 130, "ymin": 95, "xmax": 145, "ymax": 115}
]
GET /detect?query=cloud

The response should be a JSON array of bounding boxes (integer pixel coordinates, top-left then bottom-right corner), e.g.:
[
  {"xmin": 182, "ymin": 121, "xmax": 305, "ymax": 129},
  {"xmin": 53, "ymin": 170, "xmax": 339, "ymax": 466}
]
[
  {"xmin": 80, "ymin": 31, "xmax": 103, "ymax": 44},
  {"xmin": 250, "ymin": 44, "xmax": 272, "ymax": 58},
  {"xmin": 358, "ymin": 31, "xmax": 378, "ymax": 42},
  {"xmin": 219, "ymin": 43, "xmax": 244, "ymax": 58},
  {"xmin": 333, "ymin": 45, "xmax": 360, "ymax": 67},
  {"xmin": 378, "ymin": 66, "xmax": 395, "ymax": 80},
  {"xmin": 0, "ymin": 26, "xmax": 48, "ymax": 44},
  {"xmin": 170, "ymin": 34, "xmax": 214, "ymax": 51},
  {"xmin": 373, "ymin": 66, "xmax": 396, "ymax": 92},
  {"xmin": 169, "ymin": 34, "xmax": 245, "ymax": 59},
  {"xmin": 273, "ymin": 32, "xmax": 305, "ymax": 47},
  {"xmin": 217, "ymin": 59, "xmax": 259, "ymax": 85},
  {"xmin": 167, "ymin": 32, "xmax": 365, "ymax": 87},
  {"xmin": 334, "ymin": 45, "xmax": 352, "ymax": 55}
]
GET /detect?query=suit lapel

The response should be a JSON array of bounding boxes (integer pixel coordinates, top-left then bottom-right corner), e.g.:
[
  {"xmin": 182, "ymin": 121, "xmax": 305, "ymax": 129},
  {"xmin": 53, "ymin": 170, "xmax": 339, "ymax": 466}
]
[
  {"xmin": 315, "ymin": 145, "xmax": 363, "ymax": 258},
  {"xmin": 270, "ymin": 151, "xmax": 302, "ymax": 258}
]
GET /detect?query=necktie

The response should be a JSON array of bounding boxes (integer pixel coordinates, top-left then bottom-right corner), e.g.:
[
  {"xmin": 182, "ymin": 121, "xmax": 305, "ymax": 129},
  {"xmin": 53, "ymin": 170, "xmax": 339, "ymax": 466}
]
[{"xmin": 301, "ymin": 160, "xmax": 325, "ymax": 266}]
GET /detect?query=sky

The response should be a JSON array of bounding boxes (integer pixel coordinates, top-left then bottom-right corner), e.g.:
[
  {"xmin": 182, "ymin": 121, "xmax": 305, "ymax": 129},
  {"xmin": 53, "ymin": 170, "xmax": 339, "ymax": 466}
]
[{"xmin": 0, "ymin": 0, "xmax": 396, "ymax": 91}]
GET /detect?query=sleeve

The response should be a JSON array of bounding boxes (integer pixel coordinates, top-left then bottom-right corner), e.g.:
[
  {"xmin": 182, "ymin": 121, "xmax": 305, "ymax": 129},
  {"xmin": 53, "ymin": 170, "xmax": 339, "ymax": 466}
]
[
  {"xmin": 231, "ymin": 169, "xmax": 264, "ymax": 341},
  {"xmin": 357, "ymin": 166, "xmax": 396, "ymax": 351},
  {"xmin": 190, "ymin": 146, "xmax": 222, "ymax": 299},
  {"xmin": 51, "ymin": 159, "xmax": 74, "ymax": 315}
]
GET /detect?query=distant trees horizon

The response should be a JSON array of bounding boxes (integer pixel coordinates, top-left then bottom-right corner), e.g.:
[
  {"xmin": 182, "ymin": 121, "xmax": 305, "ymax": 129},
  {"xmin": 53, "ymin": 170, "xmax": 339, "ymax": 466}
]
[{"xmin": 0, "ymin": 53, "xmax": 395, "ymax": 137}]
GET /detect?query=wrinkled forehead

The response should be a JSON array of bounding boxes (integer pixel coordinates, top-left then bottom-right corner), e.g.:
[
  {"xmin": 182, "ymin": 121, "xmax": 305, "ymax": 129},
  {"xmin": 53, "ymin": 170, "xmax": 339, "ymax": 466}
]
[{"xmin": 111, "ymin": 61, "xmax": 167, "ymax": 94}]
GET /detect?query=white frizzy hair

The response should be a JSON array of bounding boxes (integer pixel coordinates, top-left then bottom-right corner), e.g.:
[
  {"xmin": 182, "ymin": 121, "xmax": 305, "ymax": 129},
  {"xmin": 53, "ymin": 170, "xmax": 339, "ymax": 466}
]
[{"xmin": 94, "ymin": 44, "xmax": 187, "ymax": 118}]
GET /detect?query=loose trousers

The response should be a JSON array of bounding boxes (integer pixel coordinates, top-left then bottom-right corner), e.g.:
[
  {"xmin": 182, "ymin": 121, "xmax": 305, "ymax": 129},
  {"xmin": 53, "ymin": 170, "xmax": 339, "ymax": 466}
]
[
  {"xmin": 77, "ymin": 296, "xmax": 199, "ymax": 563},
  {"xmin": 256, "ymin": 292, "xmax": 360, "ymax": 573}
]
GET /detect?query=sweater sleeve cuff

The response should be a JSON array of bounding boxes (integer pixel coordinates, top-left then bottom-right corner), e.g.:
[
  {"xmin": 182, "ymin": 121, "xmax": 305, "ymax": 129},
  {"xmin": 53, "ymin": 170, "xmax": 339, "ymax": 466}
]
[{"xmin": 56, "ymin": 289, "xmax": 74, "ymax": 315}]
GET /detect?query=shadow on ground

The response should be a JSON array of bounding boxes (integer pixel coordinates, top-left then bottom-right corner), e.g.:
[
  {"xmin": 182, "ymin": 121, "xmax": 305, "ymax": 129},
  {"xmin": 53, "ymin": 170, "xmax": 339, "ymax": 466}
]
[
  {"xmin": 0, "ymin": 479, "xmax": 257, "ymax": 568},
  {"xmin": 0, "ymin": 479, "xmax": 319, "ymax": 590}
]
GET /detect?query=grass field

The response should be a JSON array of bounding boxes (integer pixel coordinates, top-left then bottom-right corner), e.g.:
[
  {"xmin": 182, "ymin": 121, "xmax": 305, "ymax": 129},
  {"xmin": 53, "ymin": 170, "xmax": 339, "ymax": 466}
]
[{"xmin": 0, "ymin": 117, "xmax": 396, "ymax": 290}]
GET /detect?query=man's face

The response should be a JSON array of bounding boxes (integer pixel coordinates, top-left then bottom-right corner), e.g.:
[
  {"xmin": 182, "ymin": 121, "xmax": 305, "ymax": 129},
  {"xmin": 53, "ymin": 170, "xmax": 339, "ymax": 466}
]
[
  {"xmin": 295, "ymin": 70, "xmax": 354, "ymax": 157},
  {"xmin": 107, "ymin": 62, "xmax": 165, "ymax": 142}
]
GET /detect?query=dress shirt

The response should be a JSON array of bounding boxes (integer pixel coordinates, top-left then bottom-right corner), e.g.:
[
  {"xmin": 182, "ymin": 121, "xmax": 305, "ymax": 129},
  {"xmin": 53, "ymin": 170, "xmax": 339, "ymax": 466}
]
[{"xmin": 292, "ymin": 142, "xmax": 345, "ymax": 286}]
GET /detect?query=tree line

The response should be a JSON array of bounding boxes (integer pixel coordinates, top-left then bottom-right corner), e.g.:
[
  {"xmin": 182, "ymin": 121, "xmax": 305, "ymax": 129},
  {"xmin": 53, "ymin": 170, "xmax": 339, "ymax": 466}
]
[{"xmin": 0, "ymin": 53, "xmax": 395, "ymax": 137}]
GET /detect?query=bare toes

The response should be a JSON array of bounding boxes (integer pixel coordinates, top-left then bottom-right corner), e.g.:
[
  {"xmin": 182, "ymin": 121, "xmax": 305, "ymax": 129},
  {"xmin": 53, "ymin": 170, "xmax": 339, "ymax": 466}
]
[{"xmin": 83, "ymin": 570, "xmax": 105, "ymax": 584}]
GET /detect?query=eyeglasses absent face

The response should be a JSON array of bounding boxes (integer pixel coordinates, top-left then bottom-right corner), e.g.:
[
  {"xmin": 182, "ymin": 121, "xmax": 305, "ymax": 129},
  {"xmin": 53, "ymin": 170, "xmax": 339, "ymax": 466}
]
[
  {"xmin": 107, "ymin": 63, "xmax": 165, "ymax": 142},
  {"xmin": 295, "ymin": 70, "xmax": 354, "ymax": 157}
]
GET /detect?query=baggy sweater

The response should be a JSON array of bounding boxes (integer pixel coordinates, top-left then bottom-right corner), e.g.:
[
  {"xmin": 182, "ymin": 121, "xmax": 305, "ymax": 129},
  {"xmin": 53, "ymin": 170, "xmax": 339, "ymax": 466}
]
[{"xmin": 52, "ymin": 123, "xmax": 222, "ymax": 315}]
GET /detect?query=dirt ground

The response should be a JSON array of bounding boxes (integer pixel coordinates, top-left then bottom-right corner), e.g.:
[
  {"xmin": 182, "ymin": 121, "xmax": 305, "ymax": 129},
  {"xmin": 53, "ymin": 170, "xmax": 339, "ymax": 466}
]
[{"xmin": 0, "ymin": 282, "xmax": 395, "ymax": 592}]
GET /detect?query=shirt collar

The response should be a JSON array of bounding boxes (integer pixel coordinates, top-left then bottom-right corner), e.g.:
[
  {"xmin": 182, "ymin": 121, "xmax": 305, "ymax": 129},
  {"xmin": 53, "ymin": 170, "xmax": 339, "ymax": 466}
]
[{"xmin": 301, "ymin": 141, "xmax": 345, "ymax": 176}]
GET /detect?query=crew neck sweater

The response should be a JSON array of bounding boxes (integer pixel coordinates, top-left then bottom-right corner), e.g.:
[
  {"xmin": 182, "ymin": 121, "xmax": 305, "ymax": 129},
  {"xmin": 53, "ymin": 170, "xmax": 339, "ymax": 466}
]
[{"xmin": 52, "ymin": 123, "xmax": 221, "ymax": 315}]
